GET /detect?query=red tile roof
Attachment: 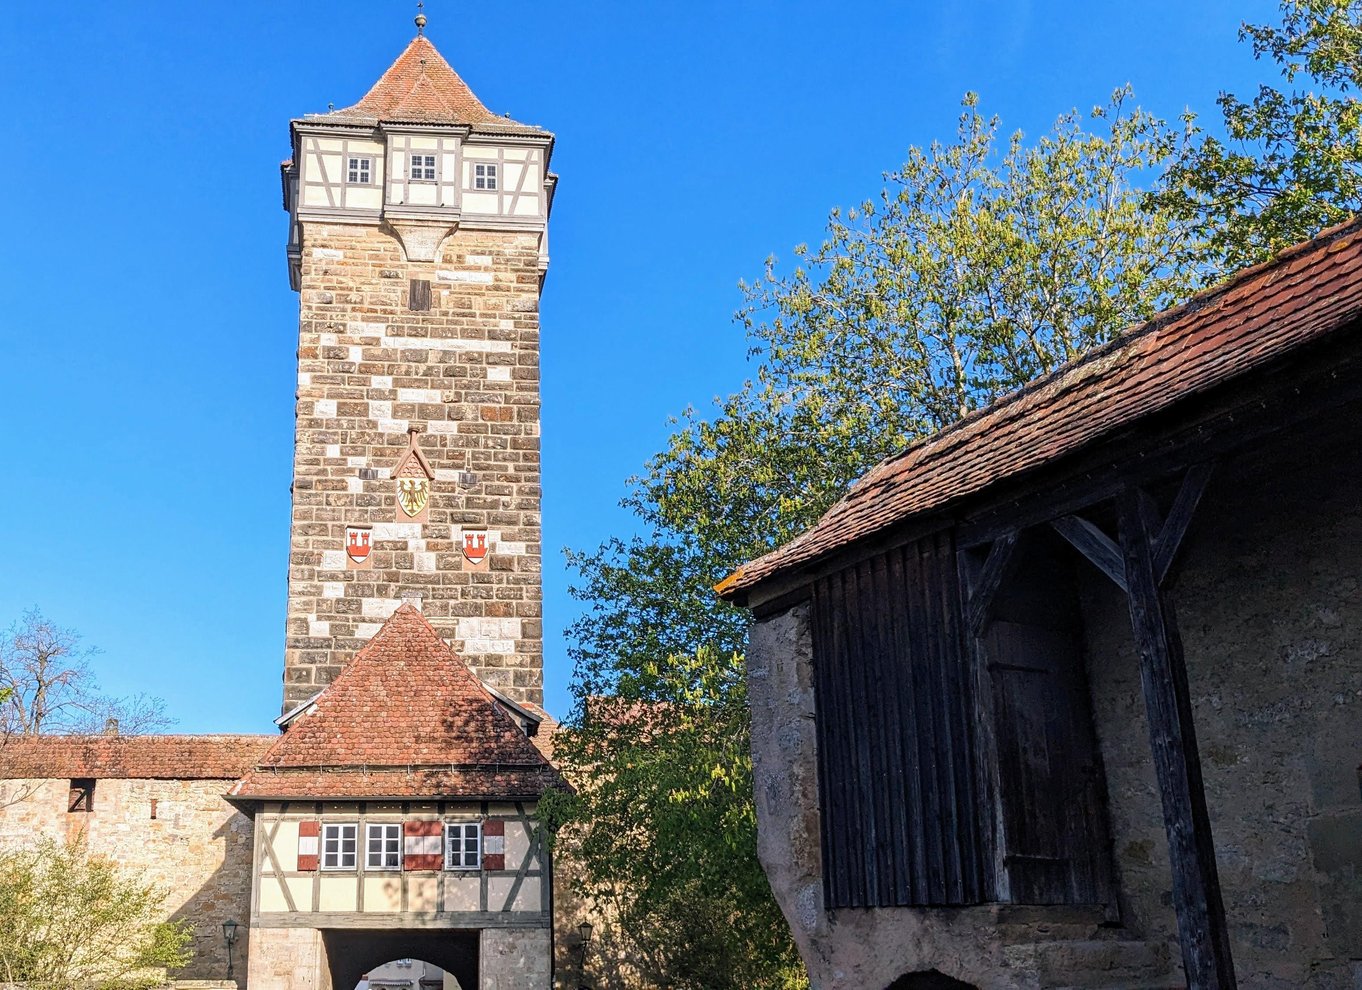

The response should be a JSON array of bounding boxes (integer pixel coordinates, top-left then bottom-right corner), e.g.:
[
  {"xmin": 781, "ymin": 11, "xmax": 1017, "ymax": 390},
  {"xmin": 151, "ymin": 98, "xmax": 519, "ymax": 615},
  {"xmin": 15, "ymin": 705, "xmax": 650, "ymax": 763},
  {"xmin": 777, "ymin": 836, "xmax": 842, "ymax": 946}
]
[
  {"xmin": 719, "ymin": 217, "xmax": 1362, "ymax": 599},
  {"xmin": 316, "ymin": 36, "xmax": 542, "ymax": 134},
  {"xmin": 230, "ymin": 605, "xmax": 564, "ymax": 800},
  {"xmin": 0, "ymin": 735, "xmax": 274, "ymax": 780}
]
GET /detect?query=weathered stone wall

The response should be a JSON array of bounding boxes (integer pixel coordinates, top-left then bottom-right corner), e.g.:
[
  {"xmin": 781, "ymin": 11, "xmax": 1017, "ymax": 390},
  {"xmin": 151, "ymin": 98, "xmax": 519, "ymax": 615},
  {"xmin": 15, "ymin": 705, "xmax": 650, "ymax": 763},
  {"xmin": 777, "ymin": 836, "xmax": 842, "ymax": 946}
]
[
  {"xmin": 0, "ymin": 777, "xmax": 254, "ymax": 983},
  {"xmin": 246, "ymin": 926, "xmax": 326, "ymax": 990},
  {"xmin": 285, "ymin": 222, "xmax": 544, "ymax": 711},
  {"xmin": 749, "ymin": 606, "xmax": 1031, "ymax": 990},
  {"xmin": 746, "ymin": 425, "xmax": 1362, "ymax": 990},
  {"xmin": 480, "ymin": 928, "xmax": 551, "ymax": 990},
  {"xmin": 1082, "ymin": 429, "xmax": 1362, "ymax": 990}
]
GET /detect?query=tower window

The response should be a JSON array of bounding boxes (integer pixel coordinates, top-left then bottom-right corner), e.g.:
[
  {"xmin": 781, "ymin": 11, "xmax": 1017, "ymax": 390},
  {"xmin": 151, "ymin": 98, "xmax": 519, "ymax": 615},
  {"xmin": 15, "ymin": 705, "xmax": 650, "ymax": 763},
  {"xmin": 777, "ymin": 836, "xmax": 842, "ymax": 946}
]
[
  {"xmin": 347, "ymin": 156, "xmax": 372, "ymax": 184},
  {"xmin": 444, "ymin": 821, "xmax": 481, "ymax": 870},
  {"xmin": 321, "ymin": 822, "xmax": 358, "ymax": 870},
  {"xmin": 410, "ymin": 154, "xmax": 437, "ymax": 182},
  {"xmin": 366, "ymin": 823, "xmax": 402, "ymax": 870},
  {"xmin": 474, "ymin": 163, "xmax": 498, "ymax": 190}
]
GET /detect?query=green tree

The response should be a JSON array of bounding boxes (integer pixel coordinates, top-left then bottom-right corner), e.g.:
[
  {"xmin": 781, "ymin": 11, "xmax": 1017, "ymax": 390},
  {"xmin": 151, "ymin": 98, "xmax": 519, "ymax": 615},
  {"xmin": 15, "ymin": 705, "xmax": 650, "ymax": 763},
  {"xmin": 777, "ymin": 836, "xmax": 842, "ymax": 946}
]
[
  {"xmin": 0, "ymin": 837, "xmax": 193, "ymax": 990},
  {"xmin": 1159, "ymin": 0, "xmax": 1362, "ymax": 269},
  {"xmin": 551, "ymin": 91, "xmax": 1207, "ymax": 988}
]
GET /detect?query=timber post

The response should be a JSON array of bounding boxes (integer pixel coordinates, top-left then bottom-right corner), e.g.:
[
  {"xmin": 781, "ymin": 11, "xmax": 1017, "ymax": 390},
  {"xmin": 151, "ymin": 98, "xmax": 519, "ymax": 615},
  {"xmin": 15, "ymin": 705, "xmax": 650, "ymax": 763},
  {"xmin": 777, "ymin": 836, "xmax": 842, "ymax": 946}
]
[{"xmin": 1117, "ymin": 483, "xmax": 1237, "ymax": 990}]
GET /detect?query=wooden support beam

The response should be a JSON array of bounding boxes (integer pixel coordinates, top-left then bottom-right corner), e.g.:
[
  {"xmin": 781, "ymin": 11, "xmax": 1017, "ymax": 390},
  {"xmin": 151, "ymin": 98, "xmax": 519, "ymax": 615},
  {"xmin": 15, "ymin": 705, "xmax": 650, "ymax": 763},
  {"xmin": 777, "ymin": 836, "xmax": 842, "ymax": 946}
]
[
  {"xmin": 1154, "ymin": 462, "xmax": 1215, "ymax": 585},
  {"xmin": 965, "ymin": 531, "xmax": 1019, "ymax": 635},
  {"xmin": 1118, "ymin": 488, "xmax": 1237, "ymax": 990},
  {"xmin": 1050, "ymin": 514, "xmax": 1129, "ymax": 593}
]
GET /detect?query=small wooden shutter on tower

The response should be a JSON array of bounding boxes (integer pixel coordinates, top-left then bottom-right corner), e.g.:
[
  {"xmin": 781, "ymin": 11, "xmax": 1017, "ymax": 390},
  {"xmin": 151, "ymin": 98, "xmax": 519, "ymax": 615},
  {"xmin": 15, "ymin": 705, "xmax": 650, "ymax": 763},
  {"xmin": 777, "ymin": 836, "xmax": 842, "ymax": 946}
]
[
  {"xmin": 297, "ymin": 820, "xmax": 320, "ymax": 872},
  {"xmin": 482, "ymin": 818, "xmax": 506, "ymax": 871},
  {"xmin": 404, "ymin": 820, "xmax": 443, "ymax": 871}
]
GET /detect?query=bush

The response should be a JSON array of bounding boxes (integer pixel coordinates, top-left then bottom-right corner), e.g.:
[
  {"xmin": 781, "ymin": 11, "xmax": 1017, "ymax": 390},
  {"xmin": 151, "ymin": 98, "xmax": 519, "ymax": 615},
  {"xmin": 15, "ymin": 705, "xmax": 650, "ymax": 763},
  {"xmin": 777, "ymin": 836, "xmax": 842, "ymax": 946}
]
[{"xmin": 0, "ymin": 837, "xmax": 193, "ymax": 990}]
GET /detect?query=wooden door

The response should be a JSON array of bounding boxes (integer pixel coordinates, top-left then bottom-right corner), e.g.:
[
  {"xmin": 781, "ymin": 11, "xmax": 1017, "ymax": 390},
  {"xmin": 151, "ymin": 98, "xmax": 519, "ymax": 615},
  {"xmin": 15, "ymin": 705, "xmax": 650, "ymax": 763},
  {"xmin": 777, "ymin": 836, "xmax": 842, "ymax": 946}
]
[{"xmin": 983, "ymin": 615, "xmax": 1115, "ymax": 908}]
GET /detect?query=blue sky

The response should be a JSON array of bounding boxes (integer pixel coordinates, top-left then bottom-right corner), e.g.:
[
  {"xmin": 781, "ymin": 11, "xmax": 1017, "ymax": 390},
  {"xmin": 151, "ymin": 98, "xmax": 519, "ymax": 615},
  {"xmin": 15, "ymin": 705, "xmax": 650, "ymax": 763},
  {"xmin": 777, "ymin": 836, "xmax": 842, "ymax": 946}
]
[{"xmin": 0, "ymin": 0, "xmax": 1279, "ymax": 730}]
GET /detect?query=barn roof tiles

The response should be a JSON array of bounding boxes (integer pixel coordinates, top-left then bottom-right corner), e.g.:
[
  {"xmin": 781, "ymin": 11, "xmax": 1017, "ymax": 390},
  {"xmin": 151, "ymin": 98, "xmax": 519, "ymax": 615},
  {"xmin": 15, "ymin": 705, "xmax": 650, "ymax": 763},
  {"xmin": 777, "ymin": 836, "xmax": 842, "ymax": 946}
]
[{"xmin": 719, "ymin": 216, "xmax": 1362, "ymax": 599}]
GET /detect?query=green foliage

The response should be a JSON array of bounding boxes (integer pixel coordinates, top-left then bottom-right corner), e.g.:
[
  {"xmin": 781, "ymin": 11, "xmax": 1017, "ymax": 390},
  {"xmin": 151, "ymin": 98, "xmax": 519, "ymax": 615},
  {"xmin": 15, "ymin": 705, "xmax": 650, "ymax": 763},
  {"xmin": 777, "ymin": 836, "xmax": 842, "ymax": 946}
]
[
  {"xmin": 554, "ymin": 89, "xmax": 1202, "ymax": 989},
  {"xmin": 1158, "ymin": 0, "xmax": 1362, "ymax": 268},
  {"xmin": 0, "ymin": 837, "xmax": 193, "ymax": 990}
]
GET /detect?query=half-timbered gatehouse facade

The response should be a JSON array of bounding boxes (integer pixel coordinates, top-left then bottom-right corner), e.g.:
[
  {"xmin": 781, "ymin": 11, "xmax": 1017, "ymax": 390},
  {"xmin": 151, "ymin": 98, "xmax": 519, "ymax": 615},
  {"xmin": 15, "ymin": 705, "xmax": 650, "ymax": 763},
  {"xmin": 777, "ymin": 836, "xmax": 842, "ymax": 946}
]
[{"xmin": 720, "ymin": 219, "xmax": 1362, "ymax": 990}]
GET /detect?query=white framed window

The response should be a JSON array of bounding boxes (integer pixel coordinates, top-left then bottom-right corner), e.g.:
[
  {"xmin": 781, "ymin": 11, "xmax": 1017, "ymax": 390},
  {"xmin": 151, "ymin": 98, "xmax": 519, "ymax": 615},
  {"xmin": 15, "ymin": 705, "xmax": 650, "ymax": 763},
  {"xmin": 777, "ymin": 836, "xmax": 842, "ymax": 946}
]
[
  {"xmin": 366, "ymin": 822, "xmax": 402, "ymax": 870},
  {"xmin": 321, "ymin": 822, "xmax": 358, "ymax": 870},
  {"xmin": 347, "ymin": 156, "xmax": 372, "ymax": 184},
  {"xmin": 410, "ymin": 154, "xmax": 437, "ymax": 181},
  {"xmin": 444, "ymin": 821, "xmax": 481, "ymax": 870},
  {"xmin": 473, "ymin": 162, "xmax": 498, "ymax": 191}
]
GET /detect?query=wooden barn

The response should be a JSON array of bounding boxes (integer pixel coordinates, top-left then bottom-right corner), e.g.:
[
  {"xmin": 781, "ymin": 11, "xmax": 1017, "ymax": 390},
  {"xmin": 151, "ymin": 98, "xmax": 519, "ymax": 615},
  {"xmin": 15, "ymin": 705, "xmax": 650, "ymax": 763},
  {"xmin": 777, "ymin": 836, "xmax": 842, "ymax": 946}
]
[{"xmin": 718, "ymin": 219, "xmax": 1362, "ymax": 990}]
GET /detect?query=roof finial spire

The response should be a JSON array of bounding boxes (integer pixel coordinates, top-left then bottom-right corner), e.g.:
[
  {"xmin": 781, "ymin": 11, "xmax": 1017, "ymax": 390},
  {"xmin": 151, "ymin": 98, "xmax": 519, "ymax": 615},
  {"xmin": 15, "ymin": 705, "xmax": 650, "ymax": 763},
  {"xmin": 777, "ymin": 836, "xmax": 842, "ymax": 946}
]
[{"xmin": 415, "ymin": 1, "xmax": 427, "ymax": 35}]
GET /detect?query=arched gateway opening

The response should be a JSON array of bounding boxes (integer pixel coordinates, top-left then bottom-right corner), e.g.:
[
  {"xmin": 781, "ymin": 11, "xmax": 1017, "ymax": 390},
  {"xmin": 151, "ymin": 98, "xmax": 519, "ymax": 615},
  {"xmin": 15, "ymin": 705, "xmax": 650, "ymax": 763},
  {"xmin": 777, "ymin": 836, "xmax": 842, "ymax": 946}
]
[
  {"xmin": 356, "ymin": 958, "xmax": 458, "ymax": 990},
  {"xmin": 322, "ymin": 930, "xmax": 479, "ymax": 990}
]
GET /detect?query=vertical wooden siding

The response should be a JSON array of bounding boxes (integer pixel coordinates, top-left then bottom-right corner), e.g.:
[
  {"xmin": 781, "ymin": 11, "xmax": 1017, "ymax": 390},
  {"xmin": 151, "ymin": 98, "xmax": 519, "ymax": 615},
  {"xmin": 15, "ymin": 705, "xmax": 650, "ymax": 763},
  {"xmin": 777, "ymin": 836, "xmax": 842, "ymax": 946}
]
[{"xmin": 810, "ymin": 530, "xmax": 986, "ymax": 908}]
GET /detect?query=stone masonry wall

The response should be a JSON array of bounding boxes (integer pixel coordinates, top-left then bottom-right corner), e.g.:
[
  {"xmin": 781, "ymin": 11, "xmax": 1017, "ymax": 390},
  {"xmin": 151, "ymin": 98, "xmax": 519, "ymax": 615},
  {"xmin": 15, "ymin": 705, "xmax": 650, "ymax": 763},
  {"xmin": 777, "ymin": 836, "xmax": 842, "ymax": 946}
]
[
  {"xmin": 1081, "ymin": 427, "xmax": 1362, "ymax": 990},
  {"xmin": 285, "ymin": 222, "xmax": 544, "ymax": 711},
  {"xmin": 0, "ymin": 777, "xmax": 254, "ymax": 983}
]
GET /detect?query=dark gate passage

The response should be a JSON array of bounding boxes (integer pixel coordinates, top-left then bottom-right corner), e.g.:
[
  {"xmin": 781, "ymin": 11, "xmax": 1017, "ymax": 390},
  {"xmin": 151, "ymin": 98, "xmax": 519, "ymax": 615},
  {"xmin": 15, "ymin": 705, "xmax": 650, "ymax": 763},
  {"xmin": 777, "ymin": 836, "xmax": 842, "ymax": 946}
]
[
  {"xmin": 322, "ymin": 930, "xmax": 479, "ymax": 990},
  {"xmin": 811, "ymin": 530, "xmax": 986, "ymax": 908}
]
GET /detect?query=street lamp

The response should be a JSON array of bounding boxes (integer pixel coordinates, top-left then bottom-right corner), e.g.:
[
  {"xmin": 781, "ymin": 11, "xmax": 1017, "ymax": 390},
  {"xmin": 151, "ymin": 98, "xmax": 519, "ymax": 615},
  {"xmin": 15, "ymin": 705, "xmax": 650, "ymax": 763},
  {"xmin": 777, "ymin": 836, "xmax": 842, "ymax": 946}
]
[
  {"xmin": 222, "ymin": 919, "xmax": 240, "ymax": 980},
  {"xmin": 576, "ymin": 921, "xmax": 594, "ymax": 981}
]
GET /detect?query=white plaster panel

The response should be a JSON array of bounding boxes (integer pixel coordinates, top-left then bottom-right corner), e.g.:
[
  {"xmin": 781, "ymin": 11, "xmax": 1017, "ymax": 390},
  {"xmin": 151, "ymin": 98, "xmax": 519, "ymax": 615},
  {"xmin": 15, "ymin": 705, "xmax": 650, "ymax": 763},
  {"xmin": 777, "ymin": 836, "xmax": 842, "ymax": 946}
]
[
  {"xmin": 486, "ymin": 366, "xmax": 512, "ymax": 382},
  {"xmin": 313, "ymin": 399, "xmax": 336, "ymax": 418},
  {"xmin": 320, "ymin": 550, "xmax": 347, "ymax": 571},
  {"xmin": 322, "ymin": 582, "xmax": 345, "ymax": 598},
  {"xmin": 444, "ymin": 875, "xmax": 481, "ymax": 912},
  {"xmin": 312, "ymin": 248, "xmax": 343, "ymax": 259}
]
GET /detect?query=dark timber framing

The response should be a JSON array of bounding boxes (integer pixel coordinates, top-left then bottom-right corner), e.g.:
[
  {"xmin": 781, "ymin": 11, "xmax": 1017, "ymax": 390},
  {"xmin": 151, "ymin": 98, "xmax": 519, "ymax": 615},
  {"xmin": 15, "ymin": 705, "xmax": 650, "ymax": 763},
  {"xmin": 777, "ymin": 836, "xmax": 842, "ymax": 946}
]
[{"xmin": 741, "ymin": 327, "xmax": 1362, "ymax": 990}]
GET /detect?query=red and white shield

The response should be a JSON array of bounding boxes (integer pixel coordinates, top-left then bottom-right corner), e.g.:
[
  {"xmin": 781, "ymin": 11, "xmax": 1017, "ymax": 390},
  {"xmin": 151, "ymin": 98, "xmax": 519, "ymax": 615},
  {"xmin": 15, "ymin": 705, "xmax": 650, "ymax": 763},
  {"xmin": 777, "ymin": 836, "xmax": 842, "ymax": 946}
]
[
  {"xmin": 462, "ymin": 531, "xmax": 489, "ymax": 564},
  {"xmin": 346, "ymin": 527, "xmax": 373, "ymax": 563}
]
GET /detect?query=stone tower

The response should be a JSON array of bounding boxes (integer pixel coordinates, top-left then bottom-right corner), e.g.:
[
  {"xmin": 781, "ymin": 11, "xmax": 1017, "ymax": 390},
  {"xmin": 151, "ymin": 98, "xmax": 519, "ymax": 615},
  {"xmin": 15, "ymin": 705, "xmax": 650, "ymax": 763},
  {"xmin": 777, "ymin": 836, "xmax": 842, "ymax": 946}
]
[{"xmin": 279, "ymin": 28, "xmax": 554, "ymax": 712}]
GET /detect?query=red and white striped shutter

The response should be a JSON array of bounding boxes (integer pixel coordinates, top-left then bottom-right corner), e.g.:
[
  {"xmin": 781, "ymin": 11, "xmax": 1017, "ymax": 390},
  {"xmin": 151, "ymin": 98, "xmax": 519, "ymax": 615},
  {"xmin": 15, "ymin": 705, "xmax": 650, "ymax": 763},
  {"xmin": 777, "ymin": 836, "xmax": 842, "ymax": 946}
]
[
  {"xmin": 297, "ymin": 820, "xmax": 320, "ymax": 872},
  {"xmin": 482, "ymin": 818, "xmax": 506, "ymax": 871},
  {"xmin": 404, "ymin": 820, "xmax": 443, "ymax": 871}
]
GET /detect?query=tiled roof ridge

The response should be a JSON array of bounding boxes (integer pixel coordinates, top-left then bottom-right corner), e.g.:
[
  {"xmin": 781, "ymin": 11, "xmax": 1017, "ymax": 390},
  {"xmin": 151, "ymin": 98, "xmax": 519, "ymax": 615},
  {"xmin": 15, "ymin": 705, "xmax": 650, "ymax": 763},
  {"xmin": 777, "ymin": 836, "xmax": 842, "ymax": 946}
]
[
  {"xmin": 231, "ymin": 605, "xmax": 565, "ymax": 800},
  {"xmin": 315, "ymin": 34, "xmax": 538, "ymax": 131},
  {"xmin": 720, "ymin": 214, "xmax": 1362, "ymax": 596}
]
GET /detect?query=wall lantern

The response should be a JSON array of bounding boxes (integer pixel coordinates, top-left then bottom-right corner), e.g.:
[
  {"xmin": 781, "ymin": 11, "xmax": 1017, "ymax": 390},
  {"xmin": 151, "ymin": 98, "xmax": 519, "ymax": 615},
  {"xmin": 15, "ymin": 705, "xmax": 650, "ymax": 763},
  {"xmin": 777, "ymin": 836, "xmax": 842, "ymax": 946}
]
[
  {"xmin": 576, "ymin": 920, "xmax": 594, "ymax": 974},
  {"xmin": 222, "ymin": 919, "xmax": 240, "ymax": 980}
]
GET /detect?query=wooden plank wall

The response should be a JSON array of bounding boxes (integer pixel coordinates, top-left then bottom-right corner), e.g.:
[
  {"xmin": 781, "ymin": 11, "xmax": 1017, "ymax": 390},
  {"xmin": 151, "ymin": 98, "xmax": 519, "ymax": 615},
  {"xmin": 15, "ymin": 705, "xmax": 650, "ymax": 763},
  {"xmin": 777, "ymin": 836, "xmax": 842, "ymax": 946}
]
[{"xmin": 810, "ymin": 529, "xmax": 986, "ymax": 908}]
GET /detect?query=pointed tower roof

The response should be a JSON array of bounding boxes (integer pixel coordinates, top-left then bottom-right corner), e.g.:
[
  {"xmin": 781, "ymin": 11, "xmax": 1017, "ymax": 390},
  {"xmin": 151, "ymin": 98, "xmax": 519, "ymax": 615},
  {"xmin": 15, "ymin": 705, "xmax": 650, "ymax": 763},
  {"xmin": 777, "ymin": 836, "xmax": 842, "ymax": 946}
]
[
  {"xmin": 230, "ymin": 605, "xmax": 564, "ymax": 800},
  {"xmin": 313, "ymin": 36, "xmax": 544, "ymax": 135}
]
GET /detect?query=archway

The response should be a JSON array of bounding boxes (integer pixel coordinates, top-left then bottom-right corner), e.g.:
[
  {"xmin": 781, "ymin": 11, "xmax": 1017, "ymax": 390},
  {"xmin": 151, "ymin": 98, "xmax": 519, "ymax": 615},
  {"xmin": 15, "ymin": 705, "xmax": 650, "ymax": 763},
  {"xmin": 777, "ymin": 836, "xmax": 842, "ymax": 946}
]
[
  {"xmin": 321, "ymin": 929, "xmax": 479, "ymax": 990},
  {"xmin": 355, "ymin": 957, "xmax": 457, "ymax": 990},
  {"xmin": 884, "ymin": 971, "xmax": 978, "ymax": 990}
]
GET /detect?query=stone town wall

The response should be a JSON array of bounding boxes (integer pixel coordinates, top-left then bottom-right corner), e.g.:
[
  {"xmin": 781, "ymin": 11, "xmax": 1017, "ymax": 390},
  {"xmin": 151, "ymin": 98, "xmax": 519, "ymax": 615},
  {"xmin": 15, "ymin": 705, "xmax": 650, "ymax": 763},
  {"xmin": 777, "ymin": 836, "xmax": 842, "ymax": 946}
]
[
  {"xmin": 285, "ymin": 222, "xmax": 544, "ymax": 712},
  {"xmin": 1081, "ymin": 431, "xmax": 1362, "ymax": 990},
  {"xmin": 0, "ymin": 777, "xmax": 254, "ymax": 982}
]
